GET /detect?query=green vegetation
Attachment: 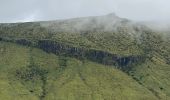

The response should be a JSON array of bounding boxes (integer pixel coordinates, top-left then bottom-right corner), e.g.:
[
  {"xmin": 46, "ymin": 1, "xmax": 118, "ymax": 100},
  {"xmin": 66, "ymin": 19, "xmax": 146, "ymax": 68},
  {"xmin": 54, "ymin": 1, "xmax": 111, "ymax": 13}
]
[
  {"xmin": 129, "ymin": 57, "xmax": 170, "ymax": 100},
  {"xmin": 0, "ymin": 21, "xmax": 142, "ymax": 56},
  {"xmin": 0, "ymin": 14, "xmax": 170, "ymax": 100},
  {"xmin": 0, "ymin": 42, "xmax": 158, "ymax": 100}
]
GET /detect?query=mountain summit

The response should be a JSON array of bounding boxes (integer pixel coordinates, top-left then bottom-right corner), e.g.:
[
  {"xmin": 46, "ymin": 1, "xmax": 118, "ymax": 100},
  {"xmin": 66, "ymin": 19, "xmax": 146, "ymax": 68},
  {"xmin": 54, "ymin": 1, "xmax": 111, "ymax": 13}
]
[{"xmin": 39, "ymin": 12, "xmax": 139, "ymax": 34}]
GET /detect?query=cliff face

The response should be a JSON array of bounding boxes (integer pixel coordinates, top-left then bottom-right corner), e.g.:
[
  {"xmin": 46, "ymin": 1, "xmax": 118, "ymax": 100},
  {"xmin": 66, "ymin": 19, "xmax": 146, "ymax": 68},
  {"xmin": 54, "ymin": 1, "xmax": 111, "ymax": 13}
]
[
  {"xmin": 37, "ymin": 40, "xmax": 144, "ymax": 69},
  {"xmin": 0, "ymin": 37, "xmax": 144, "ymax": 71}
]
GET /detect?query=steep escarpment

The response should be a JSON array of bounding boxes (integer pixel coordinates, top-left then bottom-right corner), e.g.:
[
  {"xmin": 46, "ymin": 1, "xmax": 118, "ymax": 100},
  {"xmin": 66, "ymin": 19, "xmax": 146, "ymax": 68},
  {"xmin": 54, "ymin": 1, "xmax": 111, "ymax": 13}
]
[
  {"xmin": 37, "ymin": 40, "xmax": 144, "ymax": 68},
  {"xmin": 0, "ymin": 37, "xmax": 144, "ymax": 72}
]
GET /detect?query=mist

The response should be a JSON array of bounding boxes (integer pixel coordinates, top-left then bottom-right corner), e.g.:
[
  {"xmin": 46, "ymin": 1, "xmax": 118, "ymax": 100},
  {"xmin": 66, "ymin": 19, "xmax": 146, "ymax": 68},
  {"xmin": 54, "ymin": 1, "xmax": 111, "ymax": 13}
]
[{"xmin": 0, "ymin": 0, "xmax": 170, "ymax": 24}]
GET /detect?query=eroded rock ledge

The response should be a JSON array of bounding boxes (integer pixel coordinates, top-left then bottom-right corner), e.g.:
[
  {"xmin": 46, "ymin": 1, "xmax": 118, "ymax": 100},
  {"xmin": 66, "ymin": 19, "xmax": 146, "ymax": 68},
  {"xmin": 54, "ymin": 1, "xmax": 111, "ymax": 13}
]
[{"xmin": 0, "ymin": 37, "xmax": 145, "ymax": 71}]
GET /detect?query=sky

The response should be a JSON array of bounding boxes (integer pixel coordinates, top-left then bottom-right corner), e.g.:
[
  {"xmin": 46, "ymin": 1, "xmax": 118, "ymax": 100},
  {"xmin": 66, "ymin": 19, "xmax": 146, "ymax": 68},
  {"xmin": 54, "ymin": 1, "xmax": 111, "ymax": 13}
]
[{"xmin": 0, "ymin": 0, "xmax": 170, "ymax": 23}]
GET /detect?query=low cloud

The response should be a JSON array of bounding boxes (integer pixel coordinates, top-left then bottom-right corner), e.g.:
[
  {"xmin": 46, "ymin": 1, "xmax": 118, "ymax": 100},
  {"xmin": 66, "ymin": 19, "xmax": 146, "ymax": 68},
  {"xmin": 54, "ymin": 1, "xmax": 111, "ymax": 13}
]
[{"xmin": 0, "ymin": 0, "xmax": 170, "ymax": 23}]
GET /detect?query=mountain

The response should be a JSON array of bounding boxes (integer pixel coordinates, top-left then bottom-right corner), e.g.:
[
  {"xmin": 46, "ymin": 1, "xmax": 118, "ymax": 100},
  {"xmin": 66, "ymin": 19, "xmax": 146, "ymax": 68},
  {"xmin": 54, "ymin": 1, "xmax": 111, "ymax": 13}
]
[{"xmin": 0, "ymin": 13, "xmax": 170, "ymax": 100}]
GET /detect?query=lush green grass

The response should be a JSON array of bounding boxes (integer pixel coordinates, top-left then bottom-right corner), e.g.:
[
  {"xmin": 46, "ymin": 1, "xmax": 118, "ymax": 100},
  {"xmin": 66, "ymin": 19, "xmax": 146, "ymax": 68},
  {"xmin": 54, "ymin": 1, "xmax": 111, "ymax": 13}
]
[
  {"xmin": 129, "ymin": 56, "xmax": 170, "ymax": 99},
  {"xmin": 0, "ymin": 42, "xmax": 159, "ymax": 100}
]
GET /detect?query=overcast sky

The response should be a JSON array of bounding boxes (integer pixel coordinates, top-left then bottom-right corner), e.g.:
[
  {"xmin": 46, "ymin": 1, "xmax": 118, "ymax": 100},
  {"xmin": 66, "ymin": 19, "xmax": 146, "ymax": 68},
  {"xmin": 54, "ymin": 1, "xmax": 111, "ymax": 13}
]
[{"xmin": 0, "ymin": 0, "xmax": 170, "ymax": 23}]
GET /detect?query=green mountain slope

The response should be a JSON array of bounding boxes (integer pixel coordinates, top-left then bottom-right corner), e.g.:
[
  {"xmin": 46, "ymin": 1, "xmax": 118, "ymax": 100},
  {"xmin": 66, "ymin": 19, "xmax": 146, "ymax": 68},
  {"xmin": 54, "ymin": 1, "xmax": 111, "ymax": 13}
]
[
  {"xmin": 129, "ymin": 56, "xmax": 170, "ymax": 99},
  {"xmin": 0, "ymin": 42, "xmax": 158, "ymax": 100},
  {"xmin": 0, "ymin": 14, "xmax": 170, "ymax": 100},
  {"xmin": 0, "ymin": 13, "xmax": 144, "ymax": 56}
]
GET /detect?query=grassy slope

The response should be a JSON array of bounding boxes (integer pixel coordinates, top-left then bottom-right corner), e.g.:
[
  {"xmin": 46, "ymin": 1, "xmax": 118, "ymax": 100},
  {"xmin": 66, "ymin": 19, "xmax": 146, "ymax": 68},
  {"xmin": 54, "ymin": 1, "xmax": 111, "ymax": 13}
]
[
  {"xmin": 0, "ymin": 42, "xmax": 158, "ymax": 100},
  {"xmin": 130, "ymin": 57, "xmax": 170, "ymax": 100},
  {"xmin": 0, "ymin": 22, "xmax": 142, "ymax": 56}
]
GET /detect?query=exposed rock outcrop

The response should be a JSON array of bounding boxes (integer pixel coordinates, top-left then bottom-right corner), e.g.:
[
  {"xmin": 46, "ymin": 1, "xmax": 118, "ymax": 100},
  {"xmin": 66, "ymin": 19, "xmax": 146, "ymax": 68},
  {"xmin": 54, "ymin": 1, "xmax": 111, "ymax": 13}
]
[
  {"xmin": 37, "ymin": 40, "xmax": 144, "ymax": 70},
  {"xmin": 0, "ymin": 37, "xmax": 145, "ymax": 71}
]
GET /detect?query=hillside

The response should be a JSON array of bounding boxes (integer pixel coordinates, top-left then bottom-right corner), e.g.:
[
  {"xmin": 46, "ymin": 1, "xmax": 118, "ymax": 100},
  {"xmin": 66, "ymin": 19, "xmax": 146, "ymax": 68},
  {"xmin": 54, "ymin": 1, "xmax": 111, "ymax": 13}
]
[
  {"xmin": 0, "ymin": 13, "xmax": 170, "ymax": 100},
  {"xmin": 0, "ymin": 42, "xmax": 159, "ymax": 100}
]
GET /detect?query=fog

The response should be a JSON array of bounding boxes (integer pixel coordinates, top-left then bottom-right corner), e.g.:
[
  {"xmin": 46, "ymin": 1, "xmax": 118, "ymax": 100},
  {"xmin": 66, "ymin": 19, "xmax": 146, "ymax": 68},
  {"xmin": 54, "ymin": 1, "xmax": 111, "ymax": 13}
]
[{"xmin": 0, "ymin": 0, "xmax": 170, "ymax": 23}]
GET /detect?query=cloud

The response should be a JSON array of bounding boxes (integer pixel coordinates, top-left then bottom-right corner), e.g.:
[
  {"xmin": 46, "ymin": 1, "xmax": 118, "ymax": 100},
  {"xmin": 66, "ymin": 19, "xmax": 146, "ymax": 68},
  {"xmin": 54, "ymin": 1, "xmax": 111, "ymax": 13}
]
[
  {"xmin": 0, "ymin": 0, "xmax": 170, "ymax": 22},
  {"xmin": 13, "ymin": 11, "xmax": 41, "ymax": 23}
]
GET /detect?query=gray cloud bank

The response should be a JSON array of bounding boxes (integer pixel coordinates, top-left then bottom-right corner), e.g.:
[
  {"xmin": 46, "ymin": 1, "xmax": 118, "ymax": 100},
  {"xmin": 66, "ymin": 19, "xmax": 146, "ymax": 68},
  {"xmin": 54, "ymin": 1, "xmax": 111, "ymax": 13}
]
[{"xmin": 0, "ymin": 0, "xmax": 170, "ymax": 23}]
